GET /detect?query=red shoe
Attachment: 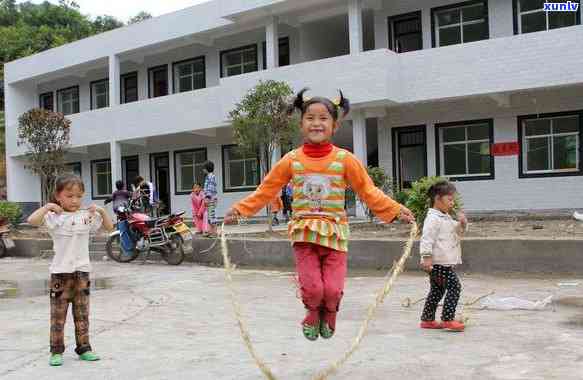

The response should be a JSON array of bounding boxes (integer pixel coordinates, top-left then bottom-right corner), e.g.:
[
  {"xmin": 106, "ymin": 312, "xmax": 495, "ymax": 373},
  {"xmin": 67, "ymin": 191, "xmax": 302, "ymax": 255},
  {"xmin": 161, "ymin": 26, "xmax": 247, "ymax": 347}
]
[
  {"xmin": 442, "ymin": 320, "xmax": 465, "ymax": 332},
  {"xmin": 420, "ymin": 320, "xmax": 443, "ymax": 329}
]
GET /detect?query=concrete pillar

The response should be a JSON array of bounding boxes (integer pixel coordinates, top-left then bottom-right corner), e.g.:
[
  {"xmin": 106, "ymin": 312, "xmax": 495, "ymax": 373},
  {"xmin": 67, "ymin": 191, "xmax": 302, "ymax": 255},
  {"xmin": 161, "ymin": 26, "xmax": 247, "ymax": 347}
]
[
  {"xmin": 167, "ymin": 63, "xmax": 173, "ymax": 94},
  {"xmin": 110, "ymin": 140, "xmax": 122, "ymax": 192},
  {"xmin": 265, "ymin": 16, "xmax": 279, "ymax": 69},
  {"xmin": 108, "ymin": 55, "xmax": 120, "ymax": 107},
  {"xmin": 352, "ymin": 111, "xmax": 368, "ymax": 217},
  {"xmin": 348, "ymin": 0, "xmax": 363, "ymax": 54}
]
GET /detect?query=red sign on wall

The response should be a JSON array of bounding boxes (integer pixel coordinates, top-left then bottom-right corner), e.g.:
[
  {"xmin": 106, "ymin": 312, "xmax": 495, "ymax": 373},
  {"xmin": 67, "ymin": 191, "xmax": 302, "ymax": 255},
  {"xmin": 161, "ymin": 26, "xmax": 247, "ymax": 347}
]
[{"xmin": 491, "ymin": 142, "xmax": 519, "ymax": 156}]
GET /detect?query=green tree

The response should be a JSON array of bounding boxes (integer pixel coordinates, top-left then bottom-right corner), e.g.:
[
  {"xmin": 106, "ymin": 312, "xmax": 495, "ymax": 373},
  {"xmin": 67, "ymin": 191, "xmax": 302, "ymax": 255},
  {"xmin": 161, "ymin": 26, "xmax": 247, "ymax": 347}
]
[
  {"xmin": 17, "ymin": 109, "xmax": 71, "ymax": 204},
  {"xmin": 92, "ymin": 15, "xmax": 123, "ymax": 33},
  {"xmin": 129, "ymin": 11, "xmax": 152, "ymax": 24},
  {"xmin": 405, "ymin": 176, "xmax": 463, "ymax": 229},
  {"xmin": 229, "ymin": 80, "xmax": 299, "ymax": 229}
]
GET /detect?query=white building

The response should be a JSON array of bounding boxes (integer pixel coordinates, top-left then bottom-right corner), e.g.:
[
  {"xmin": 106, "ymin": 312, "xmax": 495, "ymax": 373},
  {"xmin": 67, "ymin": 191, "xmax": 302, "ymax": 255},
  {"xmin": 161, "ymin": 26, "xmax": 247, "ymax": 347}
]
[{"xmin": 4, "ymin": 0, "xmax": 583, "ymax": 217}]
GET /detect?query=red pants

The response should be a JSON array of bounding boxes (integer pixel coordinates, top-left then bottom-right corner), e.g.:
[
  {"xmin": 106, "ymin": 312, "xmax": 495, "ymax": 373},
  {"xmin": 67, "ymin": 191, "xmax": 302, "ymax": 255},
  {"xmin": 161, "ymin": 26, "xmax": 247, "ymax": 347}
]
[{"xmin": 294, "ymin": 242, "xmax": 347, "ymax": 330}]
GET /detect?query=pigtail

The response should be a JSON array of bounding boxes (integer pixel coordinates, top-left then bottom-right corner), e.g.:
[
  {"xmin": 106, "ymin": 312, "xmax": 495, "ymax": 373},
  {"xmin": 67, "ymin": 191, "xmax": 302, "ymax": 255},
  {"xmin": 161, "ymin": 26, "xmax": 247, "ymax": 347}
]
[
  {"xmin": 337, "ymin": 89, "xmax": 351, "ymax": 118},
  {"xmin": 288, "ymin": 87, "xmax": 309, "ymax": 115}
]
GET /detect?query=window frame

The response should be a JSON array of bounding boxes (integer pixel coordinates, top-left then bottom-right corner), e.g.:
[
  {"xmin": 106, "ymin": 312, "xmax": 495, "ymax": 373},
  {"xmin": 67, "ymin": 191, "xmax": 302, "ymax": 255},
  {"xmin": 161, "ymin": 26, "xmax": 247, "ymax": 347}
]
[
  {"xmin": 147, "ymin": 64, "xmax": 169, "ymax": 99},
  {"xmin": 517, "ymin": 110, "xmax": 583, "ymax": 179},
  {"xmin": 64, "ymin": 162, "xmax": 82, "ymax": 178},
  {"xmin": 90, "ymin": 78, "xmax": 109, "ymax": 110},
  {"xmin": 120, "ymin": 71, "xmax": 139, "ymax": 104},
  {"xmin": 435, "ymin": 118, "xmax": 495, "ymax": 181},
  {"xmin": 261, "ymin": 36, "xmax": 291, "ymax": 69},
  {"xmin": 219, "ymin": 44, "xmax": 259, "ymax": 78},
  {"xmin": 56, "ymin": 85, "xmax": 80, "ymax": 115},
  {"xmin": 221, "ymin": 144, "xmax": 261, "ymax": 192},
  {"xmin": 172, "ymin": 56, "xmax": 206, "ymax": 94},
  {"xmin": 388, "ymin": 10, "xmax": 423, "ymax": 53},
  {"xmin": 90, "ymin": 159, "xmax": 112, "ymax": 200},
  {"xmin": 122, "ymin": 155, "xmax": 140, "ymax": 187},
  {"xmin": 39, "ymin": 91, "xmax": 54, "ymax": 111},
  {"xmin": 512, "ymin": 0, "xmax": 581, "ymax": 34},
  {"xmin": 173, "ymin": 148, "xmax": 208, "ymax": 195},
  {"xmin": 431, "ymin": 0, "xmax": 490, "ymax": 48}
]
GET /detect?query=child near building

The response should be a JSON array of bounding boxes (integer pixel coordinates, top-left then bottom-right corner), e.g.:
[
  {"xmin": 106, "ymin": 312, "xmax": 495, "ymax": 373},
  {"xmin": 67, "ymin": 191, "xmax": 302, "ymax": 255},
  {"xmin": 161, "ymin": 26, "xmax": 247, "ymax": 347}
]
[
  {"xmin": 104, "ymin": 180, "xmax": 131, "ymax": 212},
  {"xmin": 27, "ymin": 174, "xmax": 114, "ymax": 366},
  {"xmin": 419, "ymin": 180, "xmax": 468, "ymax": 332},
  {"xmin": 203, "ymin": 161, "xmax": 218, "ymax": 237},
  {"xmin": 225, "ymin": 88, "xmax": 414, "ymax": 341},
  {"xmin": 190, "ymin": 183, "xmax": 208, "ymax": 234}
]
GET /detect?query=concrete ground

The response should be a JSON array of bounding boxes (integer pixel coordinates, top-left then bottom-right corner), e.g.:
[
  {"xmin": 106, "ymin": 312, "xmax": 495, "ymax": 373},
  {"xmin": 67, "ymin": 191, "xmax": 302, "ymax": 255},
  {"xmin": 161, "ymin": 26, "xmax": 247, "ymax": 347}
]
[{"xmin": 1, "ymin": 258, "xmax": 583, "ymax": 380}]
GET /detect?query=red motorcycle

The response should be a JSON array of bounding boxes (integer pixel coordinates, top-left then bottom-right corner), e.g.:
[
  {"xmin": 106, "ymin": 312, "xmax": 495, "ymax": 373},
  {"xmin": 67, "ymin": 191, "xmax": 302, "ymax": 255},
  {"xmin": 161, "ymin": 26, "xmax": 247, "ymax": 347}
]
[{"xmin": 105, "ymin": 199, "xmax": 192, "ymax": 265}]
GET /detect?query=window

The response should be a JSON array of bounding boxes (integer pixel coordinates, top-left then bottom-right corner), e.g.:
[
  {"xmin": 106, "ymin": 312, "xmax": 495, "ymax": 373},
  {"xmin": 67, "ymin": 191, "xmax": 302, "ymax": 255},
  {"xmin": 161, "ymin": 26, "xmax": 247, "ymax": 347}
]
[
  {"xmin": 436, "ymin": 119, "xmax": 494, "ymax": 180},
  {"xmin": 432, "ymin": 1, "xmax": 489, "ymax": 47},
  {"xmin": 174, "ymin": 149, "xmax": 207, "ymax": 194},
  {"xmin": 388, "ymin": 11, "xmax": 423, "ymax": 53},
  {"xmin": 513, "ymin": 0, "xmax": 581, "ymax": 34},
  {"xmin": 173, "ymin": 57, "xmax": 205, "ymax": 93},
  {"xmin": 39, "ymin": 92, "xmax": 54, "ymax": 111},
  {"xmin": 56, "ymin": 86, "xmax": 80, "ymax": 115},
  {"xmin": 91, "ymin": 160, "xmax": 112, "ymax": 198},
  {"xmin": 90, "ymin": 79, "xmax": 109, "ymax": 110},
  {"xmin": 222, "ymin": 145, "xmax": 260, "ymax": 191},
  {"xmin": 262, "ymin": 37, "xmax": 291, "ymax": 69},
  {"xmin": 220, "ymin": 45, "xmax": 258, "ymax": 78},
  {"xmin": 121, "ymin": 72, "xmax": 138, "ymax": 104},
  {"xmin": 148, "ymin": 65, "xmax": 168, "ymax": 98},
  {"xmin": 122, "ymin": 156, "xmax": 139, "ymax": 186},
  {"xmin": 518, "ymin": 111, "xmax": 582, "ymax": 178},
  {"xmin": 65, "ymin": 162, "xmax": 82, "ymax": 178}
]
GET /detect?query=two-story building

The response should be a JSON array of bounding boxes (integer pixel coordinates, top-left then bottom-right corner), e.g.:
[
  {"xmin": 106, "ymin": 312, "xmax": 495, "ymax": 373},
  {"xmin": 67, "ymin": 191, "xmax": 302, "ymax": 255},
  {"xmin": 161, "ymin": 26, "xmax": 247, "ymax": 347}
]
[{"xmin": 4, "ymin": 0, "xmax": 583, "ymax": 218}]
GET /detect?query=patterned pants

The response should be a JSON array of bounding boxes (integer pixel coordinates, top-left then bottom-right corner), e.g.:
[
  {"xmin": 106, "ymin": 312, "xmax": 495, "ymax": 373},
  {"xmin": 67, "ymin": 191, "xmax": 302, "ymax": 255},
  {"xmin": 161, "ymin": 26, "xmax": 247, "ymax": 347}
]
[
  {"xmin": 207, "ymin": 199, "xmax": 217, "ymax": 226},
  {"xmin": 421, "ymin": 265, "xmax": 462, "ymax": 322},
  {"xmin": 49, "ymin": 272, "xmax": 92, "ymax": 355}
]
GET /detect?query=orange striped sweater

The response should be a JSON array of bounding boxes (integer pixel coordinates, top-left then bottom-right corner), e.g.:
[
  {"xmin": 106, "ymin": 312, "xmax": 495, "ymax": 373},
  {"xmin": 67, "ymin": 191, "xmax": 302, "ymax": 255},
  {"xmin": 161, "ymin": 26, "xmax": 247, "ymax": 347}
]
[{"xmin": 233, "ymin": 146, "xmax": 402, "ymax": 252}]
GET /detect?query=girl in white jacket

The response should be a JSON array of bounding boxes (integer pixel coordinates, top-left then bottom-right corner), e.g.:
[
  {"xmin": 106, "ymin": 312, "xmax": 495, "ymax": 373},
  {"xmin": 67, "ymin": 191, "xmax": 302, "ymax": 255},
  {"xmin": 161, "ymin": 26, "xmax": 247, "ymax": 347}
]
[{"xmin": 419, "ymin": 181, "xmax": 468, "ymax": 332}]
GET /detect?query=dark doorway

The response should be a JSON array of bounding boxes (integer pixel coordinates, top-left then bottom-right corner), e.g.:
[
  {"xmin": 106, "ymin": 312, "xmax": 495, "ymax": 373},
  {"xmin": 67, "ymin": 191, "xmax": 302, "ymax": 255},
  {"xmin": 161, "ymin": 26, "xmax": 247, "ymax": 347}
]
[
  {"xmin": 150, "ymin": 152, "xmax": 171, "ymax": 215},
  {"xmin": 388, "ymin": 11, "xmax": 423, "ymax": 53},
  {"xmin": 122, "ymin": 156, "xmax": 139, "ymax": 188},
  {"xmin": 392, "ymin": 126, "xmax": 427, "ymax": 189}
]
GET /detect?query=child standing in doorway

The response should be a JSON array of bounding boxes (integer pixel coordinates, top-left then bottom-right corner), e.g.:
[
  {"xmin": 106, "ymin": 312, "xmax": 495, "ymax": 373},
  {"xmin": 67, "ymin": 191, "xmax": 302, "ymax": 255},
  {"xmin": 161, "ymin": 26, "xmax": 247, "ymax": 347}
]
[
  {"xmin": 27, "ymin": 174, "xmax": 114, "ymax": 366},
  {"xmin": 225, "ymin": 88, "xmax": 414, "ymax": 341},
  {"xmin": 419, "ymin": 180, "xmax": 468, "ymax": 332}
]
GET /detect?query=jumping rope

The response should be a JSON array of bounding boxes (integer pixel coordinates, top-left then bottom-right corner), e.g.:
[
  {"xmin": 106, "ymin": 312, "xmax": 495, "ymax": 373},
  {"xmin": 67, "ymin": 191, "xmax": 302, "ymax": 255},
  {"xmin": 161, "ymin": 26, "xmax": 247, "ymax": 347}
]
[{"xmin": 219, "ymin": 220, "xmax": 419, "ymax": 380}]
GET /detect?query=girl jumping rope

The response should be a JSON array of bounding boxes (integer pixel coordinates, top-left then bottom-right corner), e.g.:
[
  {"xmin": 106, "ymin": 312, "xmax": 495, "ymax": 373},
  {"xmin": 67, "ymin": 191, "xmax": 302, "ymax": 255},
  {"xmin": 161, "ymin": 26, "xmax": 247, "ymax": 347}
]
[
  {"xmin": 27, "ymin": 174, "xmax": 114, "ymax": 366},
  {"xmin": 225, "ymin": 89, "xmax": 414, "ymax": 341}
]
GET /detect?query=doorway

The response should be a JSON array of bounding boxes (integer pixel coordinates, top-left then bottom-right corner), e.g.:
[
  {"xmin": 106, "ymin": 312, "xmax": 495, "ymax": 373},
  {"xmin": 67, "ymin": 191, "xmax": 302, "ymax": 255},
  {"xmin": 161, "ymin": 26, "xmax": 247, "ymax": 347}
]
[
  {"xmin": 150, "ymin": 152, "xmax": 171, "ymax": 215},
  {"xmin": 392, "ymin": 126, "xmax": 427, "ymax": 189}
]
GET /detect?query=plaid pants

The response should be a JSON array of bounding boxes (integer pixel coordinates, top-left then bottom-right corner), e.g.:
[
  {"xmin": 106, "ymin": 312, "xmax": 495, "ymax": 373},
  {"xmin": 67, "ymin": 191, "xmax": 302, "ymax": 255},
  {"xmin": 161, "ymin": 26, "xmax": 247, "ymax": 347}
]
[
  {"xmin": 49, "ymin": 272, "xmax": 92, "ymax": 355},
  {"xmin": 421, "ymin": 265, "xmax": 462, "ymax": 322}
]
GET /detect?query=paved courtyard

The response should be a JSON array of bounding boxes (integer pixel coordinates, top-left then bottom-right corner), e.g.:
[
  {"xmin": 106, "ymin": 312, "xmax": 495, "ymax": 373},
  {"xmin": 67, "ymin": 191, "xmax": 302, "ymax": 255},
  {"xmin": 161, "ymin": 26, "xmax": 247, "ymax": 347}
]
[{"xmin": 1, "ymin": 257, "xmax": 583, "ymax": 380}]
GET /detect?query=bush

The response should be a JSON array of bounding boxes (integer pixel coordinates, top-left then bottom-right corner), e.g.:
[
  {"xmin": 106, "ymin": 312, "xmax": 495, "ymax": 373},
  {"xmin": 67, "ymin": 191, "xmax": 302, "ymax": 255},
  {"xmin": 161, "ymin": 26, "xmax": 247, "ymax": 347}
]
[
  {"xmin": 405, "ymin": 176, "xmax": 462, "ymax": 229},
  {"xmin": 0, "ymin": 201, "xmax": 22, "ymax": 226},
  {"xmin": 394, "ymin": 189, "xmax": 410, "ymax": 206}
]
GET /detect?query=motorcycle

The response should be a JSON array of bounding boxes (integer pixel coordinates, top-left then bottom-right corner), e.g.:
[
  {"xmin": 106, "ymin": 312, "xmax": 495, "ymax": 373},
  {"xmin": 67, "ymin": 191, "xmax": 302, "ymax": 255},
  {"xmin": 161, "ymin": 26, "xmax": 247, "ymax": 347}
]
[
  {"xmin": 106, "ymin": 199, "xmax": 192, "ymax": 265},
  {"xmin": 0, "ymin": 217, "xmax": 15, "ymax": 258}
]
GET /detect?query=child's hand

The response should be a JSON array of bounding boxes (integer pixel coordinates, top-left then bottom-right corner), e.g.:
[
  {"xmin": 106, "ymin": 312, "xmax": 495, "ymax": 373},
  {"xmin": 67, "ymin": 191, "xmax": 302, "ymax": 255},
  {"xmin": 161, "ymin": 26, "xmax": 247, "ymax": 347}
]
[
  {"xmin": 458, "ymin": 211, "xmax": 467, "ymax": 228},
  {"xmin": 224, "ymin": 208, "xmax": 240, "ymax": 225},
  {"xmin": 398, "ymin": 206, "xmax": 415, "ymax": 224},
  {"xmin": 44, "ymin": 203, "xmax": 63, "ymax": 214},
  {"xmin": 421, "ymin": 257, "xmax": 433, "ymax": 273},
  {"xmin": 88, "ymin": 204, "xmax": 105, "ymax": 215}
]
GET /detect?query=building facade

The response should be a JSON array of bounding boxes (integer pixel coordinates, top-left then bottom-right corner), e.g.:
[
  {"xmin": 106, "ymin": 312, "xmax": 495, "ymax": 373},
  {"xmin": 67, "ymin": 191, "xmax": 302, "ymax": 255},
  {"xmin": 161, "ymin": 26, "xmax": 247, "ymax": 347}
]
[{"xmin": 4, "ymin": 0, "xmax": 583, "ymax": 217}]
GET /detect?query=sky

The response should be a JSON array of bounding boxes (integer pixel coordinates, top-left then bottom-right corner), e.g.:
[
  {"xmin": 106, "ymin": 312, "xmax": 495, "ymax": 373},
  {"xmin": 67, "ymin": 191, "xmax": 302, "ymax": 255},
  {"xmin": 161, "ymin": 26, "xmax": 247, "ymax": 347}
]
[{"xmin": 17, "ymin": 0, "xmax": 211, "ymax": 23}]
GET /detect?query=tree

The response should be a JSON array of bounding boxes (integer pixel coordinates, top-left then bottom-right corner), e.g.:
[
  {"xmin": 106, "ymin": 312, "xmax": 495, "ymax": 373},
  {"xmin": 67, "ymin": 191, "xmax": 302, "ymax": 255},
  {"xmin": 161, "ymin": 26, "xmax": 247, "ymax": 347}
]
[
  {"xmin": 17, "ymin": 109, "xmax": 71, "ymax": 204},
  {"xmin": 92, "ymin": 15, "xmax": 123, "ymax": 33},
  {"xmin": 363, "ymin": 166, "xmax": 395, "ymax": 222},
  {"xmin": 129, "ymin": 11, "xmax": 152, "ymax": 24},
  {"xmin": 229, "ymin": 80, "xmax": 299, "ymax": 229}
]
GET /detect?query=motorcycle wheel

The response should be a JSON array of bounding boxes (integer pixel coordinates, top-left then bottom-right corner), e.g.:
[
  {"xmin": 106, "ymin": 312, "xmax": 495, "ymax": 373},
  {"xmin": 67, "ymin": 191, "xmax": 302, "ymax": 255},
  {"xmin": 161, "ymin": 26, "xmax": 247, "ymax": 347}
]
[
  {"xmin": 162, "ymin": 234, "xmax": 185, "ymax": 265},
  {"xmin": 0, "ymin": 240, "xmax": 5, "ymax": 258},
  {"xmin": 106, "ymin": 234, "xmax": 140, "ymax": 263}
]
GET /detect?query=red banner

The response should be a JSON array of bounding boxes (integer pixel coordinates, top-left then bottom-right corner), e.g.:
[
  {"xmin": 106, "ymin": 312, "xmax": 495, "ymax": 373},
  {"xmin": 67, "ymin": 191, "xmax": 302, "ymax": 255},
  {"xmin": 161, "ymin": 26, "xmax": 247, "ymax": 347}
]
[{"xmin": 491, "ymin": 142, "xmax": 519, "ymax": 156}]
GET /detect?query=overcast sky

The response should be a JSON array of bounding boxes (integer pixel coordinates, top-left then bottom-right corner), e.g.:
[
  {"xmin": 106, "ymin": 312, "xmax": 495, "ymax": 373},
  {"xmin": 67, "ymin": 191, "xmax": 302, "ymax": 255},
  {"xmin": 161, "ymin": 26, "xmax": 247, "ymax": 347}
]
[{"xmin": 17, "ymin": 0, "xmax": 210, "ymax": 22}]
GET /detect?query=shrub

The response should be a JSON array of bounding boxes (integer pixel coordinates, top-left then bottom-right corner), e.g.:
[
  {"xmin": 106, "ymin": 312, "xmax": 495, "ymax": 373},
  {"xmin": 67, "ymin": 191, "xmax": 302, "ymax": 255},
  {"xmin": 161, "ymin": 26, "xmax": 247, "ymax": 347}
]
[
  {"xmin": 0, "ymin": 201, "xmax": 23, "ymax": 226},
  {"xmin": 405, "ymin": 176, "xmax": 462, "ymax": 228}
]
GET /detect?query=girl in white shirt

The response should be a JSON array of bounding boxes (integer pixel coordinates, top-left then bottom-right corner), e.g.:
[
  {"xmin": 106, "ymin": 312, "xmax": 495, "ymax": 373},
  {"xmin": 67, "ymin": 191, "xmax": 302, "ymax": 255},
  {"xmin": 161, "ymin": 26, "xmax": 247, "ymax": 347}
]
[
  {"xmin": 419, "ymin": 181, "xmax": 467, "ymax": 332},
  {"xmin": 28, "ymin": 174, "xmax": 114, "ymax": 366}
]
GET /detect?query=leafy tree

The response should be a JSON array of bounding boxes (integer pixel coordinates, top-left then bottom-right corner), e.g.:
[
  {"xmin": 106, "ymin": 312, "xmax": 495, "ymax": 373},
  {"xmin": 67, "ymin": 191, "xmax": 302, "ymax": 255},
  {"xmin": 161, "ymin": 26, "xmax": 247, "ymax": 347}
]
[
  {"xmin": 92, "ymin": 15, "xmax": 123, "ymax": 33},
  {"xmin": 129, "ymin": 11, "xmax": 152, "ymax": 24},
  {"xmin": 229, "ymin": 80, "xmax": 299, "ymax": 229},
  {"xmin": 17, "ymin": 109, "xmax": 71, "ymax": 204},
  {"xmin": 405, "ymin": 176, "xmax": 463, "ymax": 229}
]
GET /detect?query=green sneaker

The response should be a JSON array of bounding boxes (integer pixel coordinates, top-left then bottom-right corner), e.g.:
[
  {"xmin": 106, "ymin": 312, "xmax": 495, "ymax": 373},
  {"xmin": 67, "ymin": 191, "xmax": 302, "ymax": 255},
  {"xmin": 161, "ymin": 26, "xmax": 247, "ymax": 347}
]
[
  {"xmin": 49, "ymin": 353, "xmax": 63, "ymax": 366},
  {"xmin": 78, "ymin": 351, "xmax": 100, "ymax": 361},
  {"xmin": 320, "ymin": 320, "xmax": 335, "ymax": 339},
  {"xmin": 302, "ymin": 323, "xmax": 319, "ymax": 341}
]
